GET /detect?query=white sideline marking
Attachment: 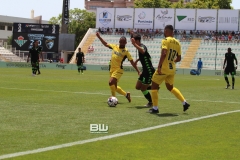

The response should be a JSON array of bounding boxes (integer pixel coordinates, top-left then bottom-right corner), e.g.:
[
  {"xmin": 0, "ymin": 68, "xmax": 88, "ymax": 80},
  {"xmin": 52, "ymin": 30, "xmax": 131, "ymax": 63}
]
[
  {"xmin": 1, "ymin": 87, "xmax": 240, "ymax": 104},
  {"xmin": 0, "ymin": 110, "xmax": 239, "ymax": 159}
]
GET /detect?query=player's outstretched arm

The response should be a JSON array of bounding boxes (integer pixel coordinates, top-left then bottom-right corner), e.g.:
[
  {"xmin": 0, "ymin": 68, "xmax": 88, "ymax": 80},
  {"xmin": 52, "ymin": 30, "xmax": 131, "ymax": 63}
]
[
  {"xmin": 130, "ymin": 60, "xmax": 140, "ymax": 75},
  {"xmin": 131, "ymin": 38, "xmax": 144, "ymax": 54},
  {"xmin": 96, "ymin": 32, "xmax": 109, "ymax": 48}
]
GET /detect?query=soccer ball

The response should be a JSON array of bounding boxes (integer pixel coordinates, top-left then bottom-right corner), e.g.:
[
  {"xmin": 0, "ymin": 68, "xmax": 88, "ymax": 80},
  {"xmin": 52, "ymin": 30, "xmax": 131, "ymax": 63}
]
[{"xmin": 107, "ymin": 96, "xmax": 118, "ymax": 107}]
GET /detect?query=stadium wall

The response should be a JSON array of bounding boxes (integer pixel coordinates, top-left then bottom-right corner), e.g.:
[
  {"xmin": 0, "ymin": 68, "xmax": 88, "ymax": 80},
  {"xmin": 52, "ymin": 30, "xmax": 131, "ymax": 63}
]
[{"xmin": 0, "ymin": 61, "xmax": 237, "ymax": 76}]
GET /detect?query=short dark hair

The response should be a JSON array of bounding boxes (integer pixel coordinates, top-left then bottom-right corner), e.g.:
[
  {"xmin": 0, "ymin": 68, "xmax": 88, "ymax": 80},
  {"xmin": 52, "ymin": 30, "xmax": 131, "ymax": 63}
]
[
  {"xmin": 120, "ymin": 36, "xmax": 126, "ymax": 41},
  {"xmin": 131, "ymin": 34, "xmax": 141, "ymax": 41},
  {"xmin": 165, "ymin": 25, "xmax": 174, "ymax": 31},
  {"xmin": 34, "ymin": 40, "xmax": 38, "ymax": 43},
  {"xmin": 79, "ymin": 48, "xmax": 81, "ymax": 50}
]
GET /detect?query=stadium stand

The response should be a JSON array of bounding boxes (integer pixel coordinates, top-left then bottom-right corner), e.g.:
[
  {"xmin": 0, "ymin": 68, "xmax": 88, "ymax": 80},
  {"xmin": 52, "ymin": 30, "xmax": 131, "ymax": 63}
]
[{"xmin": 0, "ymin": 46, "xmax": 26, "ymax": 62}]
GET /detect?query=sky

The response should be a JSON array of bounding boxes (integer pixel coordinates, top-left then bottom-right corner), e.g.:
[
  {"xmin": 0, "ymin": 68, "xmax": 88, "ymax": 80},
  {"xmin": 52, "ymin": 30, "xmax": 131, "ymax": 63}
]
[
  {"xmin": 0, "ymin": 0, "xmax": 240, "ymax": 21},
  {"xmin": 0, "ymin": 0, "xmax": 85, "ymax": 21}
]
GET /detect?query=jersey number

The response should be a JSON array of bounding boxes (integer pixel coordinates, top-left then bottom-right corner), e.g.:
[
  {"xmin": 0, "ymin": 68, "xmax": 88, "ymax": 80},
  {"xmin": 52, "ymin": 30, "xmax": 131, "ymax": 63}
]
[{"xmin": 168, "ymin": 49, "xmax": 177, "ymax": 61}]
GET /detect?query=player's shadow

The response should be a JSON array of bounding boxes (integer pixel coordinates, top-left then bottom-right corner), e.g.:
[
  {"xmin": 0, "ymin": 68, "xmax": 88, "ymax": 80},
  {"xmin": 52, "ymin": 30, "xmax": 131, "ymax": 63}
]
[
  {"xmin": 155, "ymin": 113, "xmax": 179, "ymax": 117},
  {"xmin": 126, "ymin": 106, "xmax": 149, "ymax": 109}
]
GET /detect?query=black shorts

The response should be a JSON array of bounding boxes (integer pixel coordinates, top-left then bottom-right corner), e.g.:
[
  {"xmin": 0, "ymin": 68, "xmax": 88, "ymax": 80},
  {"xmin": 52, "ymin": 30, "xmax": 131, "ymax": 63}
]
[
  {"xmin": 77, "ymin": 62, "xmax": 83, "ymax": 66},
  {"xmin": 224, "ymin": 67, "xmax": 236, "ymax": 75},
  {"xmin": 31, "ymin": 61, "xmax": 38, "ymax": 67},
  {"xmin": 138, "ymin": 68, "xmax": 155, "ymax": 85}
]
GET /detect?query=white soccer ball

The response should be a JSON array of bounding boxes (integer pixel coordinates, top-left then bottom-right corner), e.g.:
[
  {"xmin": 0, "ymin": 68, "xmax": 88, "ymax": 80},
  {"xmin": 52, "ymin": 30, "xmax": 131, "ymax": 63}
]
[{"xmin": 107, "ymin": 96, "xmax": 118, "ymax": 107}]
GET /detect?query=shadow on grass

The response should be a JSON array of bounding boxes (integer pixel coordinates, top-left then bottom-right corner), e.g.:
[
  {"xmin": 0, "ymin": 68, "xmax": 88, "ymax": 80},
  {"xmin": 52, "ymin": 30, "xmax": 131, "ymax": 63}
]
[
  {"xmin": 155, "ymin": 113, "xmax": 179, "ymax": 117},
  {"xmin": 127, "ymin": 106, "xmax": 149, "ymax": 109}
]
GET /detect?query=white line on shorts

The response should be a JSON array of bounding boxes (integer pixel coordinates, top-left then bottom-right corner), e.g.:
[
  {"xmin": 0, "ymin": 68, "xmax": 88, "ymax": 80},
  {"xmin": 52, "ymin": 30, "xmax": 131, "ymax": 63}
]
[{"xmin": 0, "ymin": 110, "xmax": 239, "ymax": 159}]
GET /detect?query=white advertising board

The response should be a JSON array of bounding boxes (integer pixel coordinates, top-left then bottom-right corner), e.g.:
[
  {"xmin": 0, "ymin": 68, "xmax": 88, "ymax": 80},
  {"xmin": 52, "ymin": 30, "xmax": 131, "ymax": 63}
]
[
  {"xmin": 218, "ymin": 9, "xmax": 239, "ymax": 31},
  {"xmin": 115, "ymin": 8, "xmax": 134, "ymax": 29},
  {"xmin": 134, "ymin": 8, "xmax": 154, "ymax": 29},
  {"xmin": 196, "ymin": 9, "xmax": 217, "ymax": 31},
  {"xmin": 175, "ymin": 9, "xmax": 195, "ymax": 30},
  {"xmin": 154, "ymin": 8, "xmax": 174, "ymax": 29},
  {"xmin": 96, "ymin": 8, "xmax": 115, "ymax": 28}
]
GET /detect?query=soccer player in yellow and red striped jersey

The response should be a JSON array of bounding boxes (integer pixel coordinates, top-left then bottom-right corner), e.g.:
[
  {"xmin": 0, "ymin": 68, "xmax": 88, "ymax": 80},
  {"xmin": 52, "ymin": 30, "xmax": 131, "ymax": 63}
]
[
  {"xmin": 149, "ymin": 25, "xmax": 190, "ymax": 113},
  {"xmin": 96, "ymin": 32, "xmax": 140, "ymax": 102}
]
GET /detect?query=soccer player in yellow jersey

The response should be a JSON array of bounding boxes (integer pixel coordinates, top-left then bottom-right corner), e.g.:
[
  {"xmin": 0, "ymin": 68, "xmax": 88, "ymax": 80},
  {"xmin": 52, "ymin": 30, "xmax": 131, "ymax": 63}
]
[
  {"xmin": 149, "ymin": 25, "xmax": 190, "ymax": 113},
  {"xmin": 96, "ymin": 32, "xmax": 140, "ymax": 102}
]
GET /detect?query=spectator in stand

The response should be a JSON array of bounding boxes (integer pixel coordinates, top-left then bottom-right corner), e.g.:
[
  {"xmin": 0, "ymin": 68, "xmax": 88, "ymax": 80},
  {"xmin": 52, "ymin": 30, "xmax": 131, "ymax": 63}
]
[
  {"xmin": 88, "ymin": 46, "xmax": 94, "ymax": 53},
  {"xmin": 211, "ymin": 35, "xmax": 216, "ymax": 43},
  {"xmin": 98, "ymin": 27, "xmax": 103, "ymax": 34},
  {"xmin": 126, "ymin": 28, "xmax": 130, "ymax": 35},
  {"xmin": 109, "ymin": 28, "xmax": 113, "ymax": 35},
  {"xmin": 222, "ymin": 30, "xmax": 226, "ymax": 36},
  {"xmin": 228, "ymin": 34, "xmax": 232, "ymax": 43},
  {"xmin": 221, "ymin": 35, "xmax": 225, "ymax": 43},
  {"xmin": 155, "ymin": 29, "xmax": 159, "ymax": 37},
  {"xmin": 133, "ymin": 28, "xmax": 137, "ymax": 33},
  {"xmin": 204, "ymin": 35, "xmax": 210, "ymax": 43},
  {"xmin": 225, "ymin": 34, "xmax": 228, "ymax": 42},
  {"xmin": 107, "ymin": 27, "xmax": 110, "ymax": 35},
  {"xmin": 234, "ymin": 34, "xmax": 239, "ymax": 43},
  {"xmin": 196, "ymin": 30, "xmax": 200, "ymax": 38},
  {"xmin": 115, "ymin": 28, "xmax": 119, "ymax": 35}
]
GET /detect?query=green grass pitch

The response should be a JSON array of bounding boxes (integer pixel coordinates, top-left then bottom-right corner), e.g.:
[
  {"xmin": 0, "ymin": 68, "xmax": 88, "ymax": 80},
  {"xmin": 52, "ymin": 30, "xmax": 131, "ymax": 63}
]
[{"xmin": 0, "ymin": 68, "xmax": 239, "ymax": 160}]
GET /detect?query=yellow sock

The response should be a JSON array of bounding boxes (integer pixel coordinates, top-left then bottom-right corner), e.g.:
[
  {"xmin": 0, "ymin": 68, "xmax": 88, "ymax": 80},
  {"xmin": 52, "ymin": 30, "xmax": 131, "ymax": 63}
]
[
  {"xmin": 171, "ymin": 87, "xmax": 185, "ymax": 102},
  {"xmin": 116, "ymin": 86, "xmax": 126, "ymax": 96},
  {"xmin": 151, "ymin": 90, "xmax": 158, "ymax": 107},
  {"xmin": 110, "ymin": 85, "xmax": 116, "ymax": 97}
]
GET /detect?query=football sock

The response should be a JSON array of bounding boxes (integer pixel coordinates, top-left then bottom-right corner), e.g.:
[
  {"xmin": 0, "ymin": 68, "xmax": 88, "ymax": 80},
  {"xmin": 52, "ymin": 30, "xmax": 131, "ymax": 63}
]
[
  {"xmin": 224, "ymin": 75, "xmax": 229, "ymax": 84},
  {"xmin": 153, "ymin": 106, "xmax": 158, "ymax": 110},
  {"xmin": 110, "ymin": 85, "xmax": 116, "ymax": 97},
  {"xmin": 147, "ymin": 86, "xmax": 152, "ymax": 90},
  {"xmin": 232, "ymin": 75, "xmax": 235, "ymax": 86},
  {"xmin": 171, "ymin": 87, "xmax": 185, "ymax": 103},
  {"xmin": 142, "ymin": 90, "xmax": 152, "ymax": 102},
  {"xmin": 116, "ymin": 86, "xmax": 126, "ymax": 96},
  {"xmin": 151, "ymin": 90, "xmax": 158, "ymax": 107}
]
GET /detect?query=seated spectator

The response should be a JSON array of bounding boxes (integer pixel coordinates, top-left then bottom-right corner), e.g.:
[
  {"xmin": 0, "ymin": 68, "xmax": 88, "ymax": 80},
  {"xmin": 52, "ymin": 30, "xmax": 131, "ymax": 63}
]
[
  {"xmin": 155, "ymin": 29, "xmax": 159, "ymax": 37},
  {"xmin": 234, "ymin": 35, "xmax": 239, "ymax": 43},
  {"xmin": 220, "ymin": 35, "xmax": 225, "ymax": 43},
  {"xmin": 211, "ymin": 36, "xmax": 216, "ymax": 43},
  {"xmin": 106, "ymin": 27, "xmax": 110, "ymax": 35},
  {"xmin": 228, "ymin": 34, "xmax": 232, "ymax": 43},
  {"xmin": 115, "ymin": 28, "xmax": 119, "ymax": 35},
  {"xmin": 109, "ymin": 28, "xmax": 113, "ymax": 35},
  {"xmin": 204, "ymin": 35, "xmax": 210, "ymax": 42},
  {"xmin": 224, "ymin": 35, "xmax": 228, "ymax": 42},
  {"xmin": 88, "ymin": 46, "xmax": 94, "ymax": 53},
  {"xmin": 133, "ymin": 28, "xmax": 137, "ymax": 33},
  {"xmin": 126, "ymin": 28, "xmax": 130, "ymax": 35}
]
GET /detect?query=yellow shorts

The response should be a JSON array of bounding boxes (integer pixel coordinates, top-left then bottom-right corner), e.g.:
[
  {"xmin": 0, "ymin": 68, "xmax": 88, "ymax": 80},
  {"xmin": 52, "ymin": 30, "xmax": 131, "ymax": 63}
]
[
  {"xmin": 151, "ymin": 71, "xmax": 175, "ymax": 85},
  {"xmin": 110, "ymin": 69, "xmax": 123, "ymax": 82}
]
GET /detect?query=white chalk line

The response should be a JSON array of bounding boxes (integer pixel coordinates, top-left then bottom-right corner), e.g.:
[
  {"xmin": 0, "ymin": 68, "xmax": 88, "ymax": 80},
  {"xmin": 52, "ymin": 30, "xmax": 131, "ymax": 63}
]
[
  {"xmin": 0, "ymin": 110, "xmax": 239, "ymax": 159},
  {"xmin": 1, "ymin": 87, "xmax": 240, "ymax": 104}
]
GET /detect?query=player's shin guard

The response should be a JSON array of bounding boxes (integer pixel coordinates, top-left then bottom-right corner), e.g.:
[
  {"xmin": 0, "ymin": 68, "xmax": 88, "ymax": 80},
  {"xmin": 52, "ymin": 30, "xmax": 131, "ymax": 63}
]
[
  {"xmin": 110, "ymin": 85, "xmax": 116, "ymax": 97},
  {"xmin": 224, "ymin": 74, "xmax": 229, "ymax": 84},
  {"xmin": 151, "ymin": 90, "xmax": 158, "ymax": 107},
  {"xmin": 142, "ymin": 90, "xmax": 152, "ymax": 102},
  {"xmin": 116, "ymin": 86, "xmax": 126, "ymax": 96},
  {"xmin": 171, "ymin": 87, "xmax": 185, "ymax": 103}
]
